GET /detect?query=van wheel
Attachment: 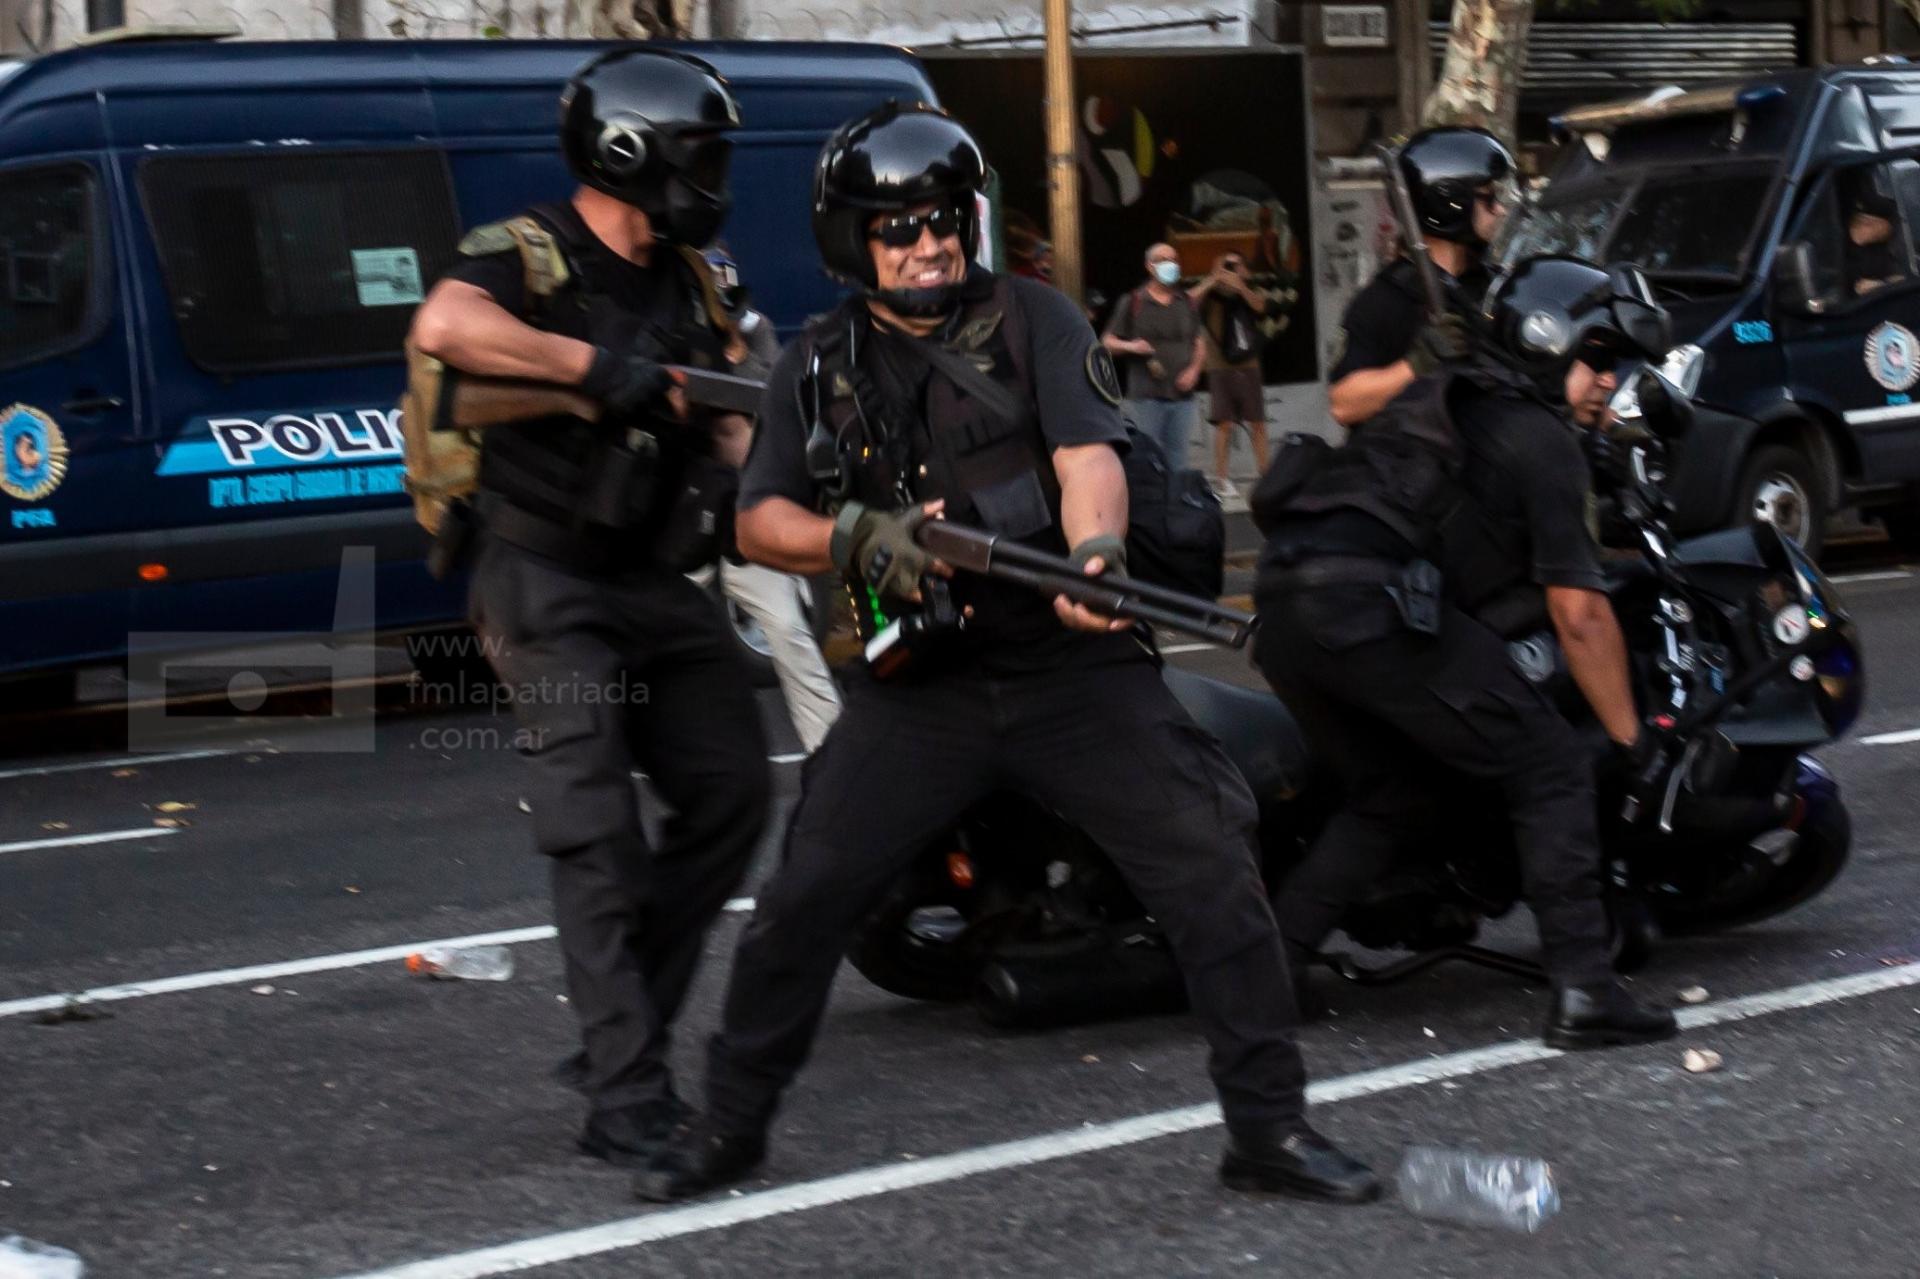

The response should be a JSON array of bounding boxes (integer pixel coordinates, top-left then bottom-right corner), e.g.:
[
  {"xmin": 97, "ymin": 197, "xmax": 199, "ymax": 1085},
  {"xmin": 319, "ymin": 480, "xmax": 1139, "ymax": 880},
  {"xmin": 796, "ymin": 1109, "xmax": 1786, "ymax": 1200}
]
[{"xmin": 1736, "ymin": 443, "xmax": 1827, "ymax": 558}]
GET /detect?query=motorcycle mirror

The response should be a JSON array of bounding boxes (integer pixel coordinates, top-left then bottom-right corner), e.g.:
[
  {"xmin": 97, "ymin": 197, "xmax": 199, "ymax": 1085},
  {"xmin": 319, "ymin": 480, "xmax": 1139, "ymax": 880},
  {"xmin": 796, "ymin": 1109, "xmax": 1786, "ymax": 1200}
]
[{"xmin": 1636, "ymin": 367, "xmax": 1694, "ymax": 440}]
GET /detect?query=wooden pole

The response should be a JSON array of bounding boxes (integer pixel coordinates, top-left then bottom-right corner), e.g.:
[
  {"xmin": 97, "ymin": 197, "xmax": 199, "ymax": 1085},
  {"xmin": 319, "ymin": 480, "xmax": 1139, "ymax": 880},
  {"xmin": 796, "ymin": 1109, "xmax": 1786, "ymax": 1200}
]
[{"xmin": 1042, "ymin": 0, "xmax": 1084, "ymax": 302}]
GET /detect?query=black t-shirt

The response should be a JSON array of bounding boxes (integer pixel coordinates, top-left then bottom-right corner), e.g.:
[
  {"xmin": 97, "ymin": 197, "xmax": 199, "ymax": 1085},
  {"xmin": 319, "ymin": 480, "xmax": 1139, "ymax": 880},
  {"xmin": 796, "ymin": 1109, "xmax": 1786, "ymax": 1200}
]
[
  {"xmin": 1447, "ymin": 380, "xmax": 1608, "ymax": 631},
  {"xmin": 741, "ymin": 275, "xmax": 1141, "ymax": 672},
  {"xmin": 1327, "ymin": 257, "xmax": 1490, "ymax": 383}
]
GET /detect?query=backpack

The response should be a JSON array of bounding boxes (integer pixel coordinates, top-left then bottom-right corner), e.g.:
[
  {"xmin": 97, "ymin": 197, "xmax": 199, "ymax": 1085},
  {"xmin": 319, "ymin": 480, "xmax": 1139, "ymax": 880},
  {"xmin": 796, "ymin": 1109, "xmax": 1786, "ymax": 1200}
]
[
  {"xmin": 1249, "ymin": 371, "xmax": 1469, "ymax": 555},
  {"xmin": 400, "ymin": 215, "xmax": 572, "ymax": 536},
  {"xmin": 1123, "ymin": 424, "xmax": 1226, "ymax": 598}
]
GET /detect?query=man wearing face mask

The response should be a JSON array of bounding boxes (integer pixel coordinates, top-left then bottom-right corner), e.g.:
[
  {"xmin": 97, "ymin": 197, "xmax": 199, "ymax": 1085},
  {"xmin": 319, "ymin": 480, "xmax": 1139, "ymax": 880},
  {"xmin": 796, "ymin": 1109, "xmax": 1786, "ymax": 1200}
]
[
  {"xmin": 639, "ymin": 102, "xmax": 1381, "ymax": 1208},
  {"xmin": 407, "ymin": 49, "xmax": 770, "ymax": 1169},
  {"xmin": 1328, "ymin": 127, "xmax": 1515, "ymax": 428},
  {"xmin": 1103, "ymin": 243, "xmax": 1207, "ymax": 467}
]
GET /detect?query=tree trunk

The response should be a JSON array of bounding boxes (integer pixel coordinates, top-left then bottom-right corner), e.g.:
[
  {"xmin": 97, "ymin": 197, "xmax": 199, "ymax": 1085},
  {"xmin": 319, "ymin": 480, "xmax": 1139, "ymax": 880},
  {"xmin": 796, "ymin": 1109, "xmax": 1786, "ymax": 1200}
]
[
  {"xmin": 1421, "ymin": 0, "xmax": 1535, "ymax": 148},
  {"xmin": 573, "ymin": 0, "xmax": 687, "ymax": 38}
]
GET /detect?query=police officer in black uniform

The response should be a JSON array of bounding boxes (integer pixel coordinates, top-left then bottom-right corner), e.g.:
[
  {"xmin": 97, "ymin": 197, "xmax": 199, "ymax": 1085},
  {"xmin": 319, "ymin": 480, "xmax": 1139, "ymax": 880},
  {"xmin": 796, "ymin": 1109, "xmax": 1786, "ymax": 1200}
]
[
  {"xmin": 1252, "ymin": 256, "xmax": 1679, "ymax": 1048},
  {"xmin": 407, "ymin": 49, "xmax": 770, "ymax": 1167},
  {"xmin": 637, "ymin": 103, "xmax": 1381, "ymax": 1206},
  {"xmin": 1328, "ymin": 127, "xmax": 1516, "ymax": 428}
]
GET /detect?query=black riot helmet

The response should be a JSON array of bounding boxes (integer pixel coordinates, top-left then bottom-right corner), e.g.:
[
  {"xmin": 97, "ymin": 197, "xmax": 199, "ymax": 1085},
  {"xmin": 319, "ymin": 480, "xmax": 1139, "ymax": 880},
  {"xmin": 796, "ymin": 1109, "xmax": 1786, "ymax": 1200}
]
[
  {"xmin": 561, "ymin": 48, "xmax": 741, "ymax": 247},
  {"xmin": 1398, "ymin": 126, "xmax": 1517, "ymax": 244},
  {"xmin": 813, "ymin": 101, "xmax": 986, "ymax": 315},
  {"xmin": 1480, "ymin": 255, "xmax": 1673, "ymax": 395}
]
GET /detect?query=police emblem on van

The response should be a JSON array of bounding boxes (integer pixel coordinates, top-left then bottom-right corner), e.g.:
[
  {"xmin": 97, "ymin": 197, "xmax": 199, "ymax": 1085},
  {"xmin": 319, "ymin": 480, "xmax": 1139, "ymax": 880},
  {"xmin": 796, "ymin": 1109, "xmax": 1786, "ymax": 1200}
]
[
  {"xmin": 1865, "ymin": 323, "xmax": 1918, "ymax": 394},
  {"xmin": 0, "ymin": 405, "xmax": 70, "ymax": 502}
]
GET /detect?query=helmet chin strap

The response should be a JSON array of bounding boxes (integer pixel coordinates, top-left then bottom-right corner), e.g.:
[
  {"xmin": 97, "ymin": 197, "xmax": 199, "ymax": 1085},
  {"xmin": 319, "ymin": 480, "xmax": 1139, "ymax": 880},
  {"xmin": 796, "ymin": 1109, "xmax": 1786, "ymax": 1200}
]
[{"xmin": 866, "ymin": 282, "xmax": 965, "ymax": 319}]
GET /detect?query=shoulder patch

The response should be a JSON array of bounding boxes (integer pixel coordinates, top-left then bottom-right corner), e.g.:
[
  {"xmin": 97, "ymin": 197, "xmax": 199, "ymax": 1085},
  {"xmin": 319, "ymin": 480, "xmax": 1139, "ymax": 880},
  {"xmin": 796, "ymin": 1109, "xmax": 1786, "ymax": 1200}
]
[
  {"xmin": 1086, "ymin": 344, "xmax": 1122, "ymax": 407},
  {"xmin": 457, "ymin": 222, "xmax": 519, "ymax": 258}
]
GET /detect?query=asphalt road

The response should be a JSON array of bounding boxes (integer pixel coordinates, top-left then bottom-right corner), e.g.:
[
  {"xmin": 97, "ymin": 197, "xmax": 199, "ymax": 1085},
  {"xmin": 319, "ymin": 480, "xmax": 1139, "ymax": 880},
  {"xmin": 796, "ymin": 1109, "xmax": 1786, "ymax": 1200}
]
[{"xmin": 3, "ymin": 553, "xmax": 1919, "ymax": 1278}]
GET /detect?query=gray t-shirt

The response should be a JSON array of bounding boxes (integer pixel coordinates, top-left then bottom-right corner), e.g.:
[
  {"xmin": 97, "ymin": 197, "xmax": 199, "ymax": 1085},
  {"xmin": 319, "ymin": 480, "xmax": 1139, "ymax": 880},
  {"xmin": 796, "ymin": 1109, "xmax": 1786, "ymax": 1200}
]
[{"xmin": 1103, "ymin": 286, "xmax": 1200, "ymax": 401}]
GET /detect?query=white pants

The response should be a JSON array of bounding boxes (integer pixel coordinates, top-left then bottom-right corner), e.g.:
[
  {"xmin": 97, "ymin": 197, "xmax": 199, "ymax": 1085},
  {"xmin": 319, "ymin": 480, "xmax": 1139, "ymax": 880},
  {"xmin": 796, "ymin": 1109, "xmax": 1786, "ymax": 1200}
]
[{"xmin": 719, "ymin": 561, "xmax": 843, "ymax": 754}]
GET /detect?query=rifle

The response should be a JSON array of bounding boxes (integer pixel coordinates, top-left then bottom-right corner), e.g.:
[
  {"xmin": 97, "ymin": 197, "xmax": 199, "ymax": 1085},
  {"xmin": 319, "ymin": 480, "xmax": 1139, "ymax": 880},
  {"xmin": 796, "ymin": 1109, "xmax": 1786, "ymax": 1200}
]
[
  {"xmin": 436, "ymin": 364, "xmax": 766, "ymax": 430},
  {"xmin": 915, "ymin": 521, "xmax": 1257, "ymax": 649},
  {"xmin": 1373, "ymin": 141, "xmax": 1450, "ymax": 324}
]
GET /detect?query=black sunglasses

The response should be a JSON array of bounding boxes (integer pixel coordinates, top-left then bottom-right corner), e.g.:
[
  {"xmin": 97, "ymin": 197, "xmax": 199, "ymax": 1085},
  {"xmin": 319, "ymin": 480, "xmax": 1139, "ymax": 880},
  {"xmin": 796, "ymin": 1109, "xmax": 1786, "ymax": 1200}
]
[{"xmin": 869, "ymin": 205, "xmax": 968, "ymax": 249}]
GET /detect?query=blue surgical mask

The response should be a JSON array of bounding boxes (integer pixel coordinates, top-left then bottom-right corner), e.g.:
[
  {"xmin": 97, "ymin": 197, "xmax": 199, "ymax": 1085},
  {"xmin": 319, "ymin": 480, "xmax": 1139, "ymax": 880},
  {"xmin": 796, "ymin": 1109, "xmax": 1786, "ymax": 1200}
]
[{"xmin": 1152, "ymin": 261, "xmax": 1181, "ymax": 286}]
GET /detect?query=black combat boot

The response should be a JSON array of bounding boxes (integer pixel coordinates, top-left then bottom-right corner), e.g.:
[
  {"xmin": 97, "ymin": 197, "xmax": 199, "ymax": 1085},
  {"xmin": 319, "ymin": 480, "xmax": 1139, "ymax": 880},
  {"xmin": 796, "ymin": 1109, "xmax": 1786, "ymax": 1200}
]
[
  {"xmin": 1219, "ymin": 1122, "xmax": 1383, "ymax": 1204},
  {"xmin": 577, "ymin": 1093, "xmax": 691, "ymax": 1168},
  {"xmin": 1543, "ymin": 980, "xmax": 1678, "ymax": 1050},
  {"xmin": 633, "ymin": 1118, "xmax": 768, "ymax": 1202}
]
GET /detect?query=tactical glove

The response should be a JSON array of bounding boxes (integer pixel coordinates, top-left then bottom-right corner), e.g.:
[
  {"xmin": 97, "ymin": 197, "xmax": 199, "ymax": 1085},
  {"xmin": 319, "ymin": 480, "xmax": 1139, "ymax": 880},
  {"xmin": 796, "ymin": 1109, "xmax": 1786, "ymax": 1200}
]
[
  {"xmin": 1068, "ymin": 533, "xmax": 1129, "ymax": 578},
  {"xmin": 580, "ymin": 346, "xmax": 674, "ymax": 417},
  {"xmin": 831, "ymin": 502, "xmax": 937, "ymax": 606},
  {"xmin": 1406, "ymin": 314, "xmax": 1474, "ymax": 377}
]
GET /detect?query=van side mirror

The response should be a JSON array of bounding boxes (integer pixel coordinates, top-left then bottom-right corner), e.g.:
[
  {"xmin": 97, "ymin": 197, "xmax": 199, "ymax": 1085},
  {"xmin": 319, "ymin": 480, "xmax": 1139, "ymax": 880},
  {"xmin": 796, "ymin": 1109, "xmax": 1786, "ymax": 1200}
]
[
  {"xmin": 1772, "ymin": 241, "xmax": 1821, "ymax": 314},
  {"xmin": 1636, "ymin": 367, "xmax": 1693, "ymax": 440}
]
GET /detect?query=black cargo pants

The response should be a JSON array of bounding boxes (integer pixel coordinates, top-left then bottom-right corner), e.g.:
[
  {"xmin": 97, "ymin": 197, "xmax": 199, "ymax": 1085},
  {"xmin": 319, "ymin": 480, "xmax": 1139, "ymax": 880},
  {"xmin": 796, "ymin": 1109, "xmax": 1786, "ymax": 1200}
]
[
  {"xmin": 1252, "ymin": 575, "xmax": 1614, "ymax": 987},
  {"xmin": 469, "ymin": 536, "xmax": 771, "ymax": 1111},
  {"xmin": 703, "ymin": 654, "xmax": 1310, "ymax": 1134}
]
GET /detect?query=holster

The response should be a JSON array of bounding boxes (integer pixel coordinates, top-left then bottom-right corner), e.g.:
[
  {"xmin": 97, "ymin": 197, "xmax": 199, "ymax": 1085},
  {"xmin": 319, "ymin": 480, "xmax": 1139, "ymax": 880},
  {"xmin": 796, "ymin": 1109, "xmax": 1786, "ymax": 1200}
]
[
  {"xmin": 651, "ymin": 452, "xmax": 740, "ymax": 573},
  {"xmin": 1386, "ymin": 559, "xmax": 1444, "ymax": 636}
]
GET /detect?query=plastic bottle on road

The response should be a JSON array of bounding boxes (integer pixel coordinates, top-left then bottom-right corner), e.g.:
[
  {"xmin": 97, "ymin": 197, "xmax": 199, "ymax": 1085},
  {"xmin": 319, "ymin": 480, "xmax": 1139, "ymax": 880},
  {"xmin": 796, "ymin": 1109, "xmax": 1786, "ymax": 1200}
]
[
  {"xmin": 0, "ymin": 1234, "xmax": 86, "ymax": 1279},
  {"xmin": 405, "ymin": 945, "xmax": 514, "ymax": 981},
  {"xmin": 1396, "ymin": 1146, "xmax": 1560, "ymax": 1233}
]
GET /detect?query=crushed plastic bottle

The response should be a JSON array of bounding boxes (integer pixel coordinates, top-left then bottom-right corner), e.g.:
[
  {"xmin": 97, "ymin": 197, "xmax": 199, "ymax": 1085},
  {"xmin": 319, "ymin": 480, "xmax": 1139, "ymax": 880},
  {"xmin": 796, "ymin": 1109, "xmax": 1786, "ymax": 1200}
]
[
  {"xmin": 405, "ymin": 945, "xmax": 514, "ymax": 982},
  {"xmin": 0, "ymin": 1234, "xmax": 85, "ymax": 1279},
  {"xmin": 1396, "ymin": 1146, "xmax": 1560, "ymax": 1233}
]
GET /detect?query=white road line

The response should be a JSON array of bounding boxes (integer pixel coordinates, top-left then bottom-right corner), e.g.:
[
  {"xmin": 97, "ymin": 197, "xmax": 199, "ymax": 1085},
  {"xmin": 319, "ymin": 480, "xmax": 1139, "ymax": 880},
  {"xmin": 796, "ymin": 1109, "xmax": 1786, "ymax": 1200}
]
[
  {"xmin": 0, "ymin": 925, "xmax": 558, "ymax": 1021},
  {"xmin": 0, "ymin": 749, "xmax": 237, "ymax": 782},
  {"xmin": 1860, "ymin": 727, "xmax": 1920, "ymax": 746},
  {"xmin": 0, "ymin": 827, "xmax": 183, "ymax": 856},
  {"xmin": 723, "ymin": 897, "xmax": 756, "ymax": 913},
  {"xmin": 1829, "ymin": 569, "xmax": 1912, "ymax": 584},
  {"xmin": 330, "ymin": 960, "xmax": 1920, "ymax": 1279},
  {"xmin": 1157, "ymin": 643, "xmax": 1216, "ymax": 655}
]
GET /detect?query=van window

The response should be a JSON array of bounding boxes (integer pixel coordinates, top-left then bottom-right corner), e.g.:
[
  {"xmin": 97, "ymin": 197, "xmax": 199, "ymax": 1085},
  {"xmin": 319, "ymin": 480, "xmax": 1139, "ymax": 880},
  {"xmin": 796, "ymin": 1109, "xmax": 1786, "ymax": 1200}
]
[
  {"xmin": 1608, "ymin": 173, "xmax": 1772, "ymax": 278},
  {"xmin": 1798, "ymin": 161, "xmax": 1914, "ymax": 310},
  {"xmin": 140, "ymin": 151, "xmax": 460, "ymax": 372},
  {"xmin": 0, "ymin": 164, "xmax": 98, "ymax": 371}
]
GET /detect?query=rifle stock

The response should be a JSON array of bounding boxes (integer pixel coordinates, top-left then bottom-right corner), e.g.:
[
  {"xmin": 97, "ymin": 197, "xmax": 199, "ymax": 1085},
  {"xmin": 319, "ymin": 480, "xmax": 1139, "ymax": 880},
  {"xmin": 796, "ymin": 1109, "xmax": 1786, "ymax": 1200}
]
[{"xmin": 915, "ymin": 521, "xmax": 1256, "ymax": 649}]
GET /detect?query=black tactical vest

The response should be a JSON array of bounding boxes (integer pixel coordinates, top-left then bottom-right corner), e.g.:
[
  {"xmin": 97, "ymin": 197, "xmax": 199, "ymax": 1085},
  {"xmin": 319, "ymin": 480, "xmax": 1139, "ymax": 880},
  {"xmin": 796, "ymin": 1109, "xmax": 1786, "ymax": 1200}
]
[
  {"xmin": 801, "ymin": 273, "xmax": 1072, "ymax": 647},
  {"xmin": 1254, "ymin": 363, "xmax": 1544, "ymax": 625},
  {"xmin": 477, "ymin": 203, "xmax": 729, "ymax": 532}
]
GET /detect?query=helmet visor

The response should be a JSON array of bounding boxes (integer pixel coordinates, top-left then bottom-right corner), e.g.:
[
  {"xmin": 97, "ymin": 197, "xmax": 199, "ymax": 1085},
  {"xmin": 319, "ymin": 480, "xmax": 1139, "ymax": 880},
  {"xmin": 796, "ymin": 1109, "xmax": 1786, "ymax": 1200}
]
[{"xmin": 674, "ymin": 133, "xmax": 733, "ymax": 197}]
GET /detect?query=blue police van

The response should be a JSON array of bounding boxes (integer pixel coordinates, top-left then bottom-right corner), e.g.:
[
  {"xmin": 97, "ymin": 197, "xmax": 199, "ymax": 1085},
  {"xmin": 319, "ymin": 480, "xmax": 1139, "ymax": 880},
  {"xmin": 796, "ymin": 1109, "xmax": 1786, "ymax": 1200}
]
[
  {"xmin": 0, "ymin": 34, "xmax": 934, "ymax": 701},
  {"xmin": 1501, "ymin": 60, "xmax": 1920, "ymax": 556}
]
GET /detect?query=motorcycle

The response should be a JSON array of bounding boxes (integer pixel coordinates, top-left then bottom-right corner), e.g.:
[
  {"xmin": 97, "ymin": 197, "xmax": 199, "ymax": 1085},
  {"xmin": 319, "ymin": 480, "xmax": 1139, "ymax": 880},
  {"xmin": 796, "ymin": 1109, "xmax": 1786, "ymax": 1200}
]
[{"xmin": 848, "ymin": 373, "xmax": 1862, "ymax": 1026}]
